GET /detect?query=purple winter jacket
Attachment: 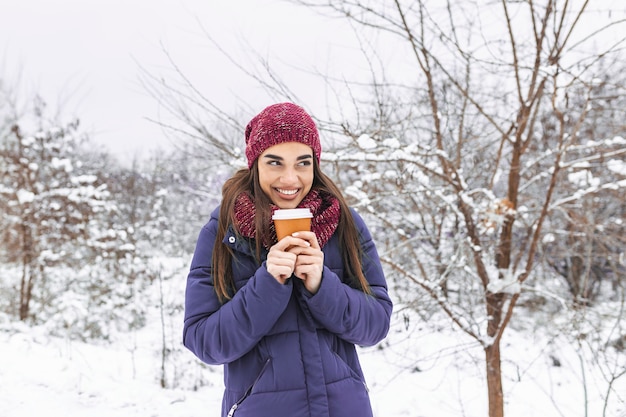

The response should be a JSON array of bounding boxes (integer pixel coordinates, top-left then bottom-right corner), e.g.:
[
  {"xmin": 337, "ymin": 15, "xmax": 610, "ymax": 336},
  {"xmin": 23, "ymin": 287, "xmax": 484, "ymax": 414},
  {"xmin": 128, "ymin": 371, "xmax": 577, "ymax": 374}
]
[{"xmin": 183, "ymin": 206, "xmax": 393, "ymax": 417}]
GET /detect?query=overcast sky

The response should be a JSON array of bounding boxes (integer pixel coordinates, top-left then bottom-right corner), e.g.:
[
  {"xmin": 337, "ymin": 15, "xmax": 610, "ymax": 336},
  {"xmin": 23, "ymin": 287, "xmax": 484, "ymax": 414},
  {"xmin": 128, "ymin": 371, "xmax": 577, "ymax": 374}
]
[
  {"xmin": 0, "ymin": 0, "xmax": 353, "ymax": 163},
  {"xmin": 2, "ymin": 1, "xmax": 625, "ymax": 164}
]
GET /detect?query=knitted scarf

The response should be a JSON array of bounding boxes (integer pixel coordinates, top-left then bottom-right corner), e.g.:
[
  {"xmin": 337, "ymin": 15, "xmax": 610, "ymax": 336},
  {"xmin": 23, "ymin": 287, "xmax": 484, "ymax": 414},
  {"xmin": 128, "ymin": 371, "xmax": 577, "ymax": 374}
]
[{"xmin": 233, "ymin": 189, "xmax": 341, "ymax": 249}]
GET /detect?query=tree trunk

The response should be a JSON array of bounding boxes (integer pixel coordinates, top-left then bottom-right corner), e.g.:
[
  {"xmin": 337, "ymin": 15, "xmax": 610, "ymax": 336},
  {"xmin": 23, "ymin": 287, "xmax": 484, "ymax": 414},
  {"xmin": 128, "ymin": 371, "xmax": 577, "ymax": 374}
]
[
  {"xmin": 19, "ymin": 263, "xmax": 33, "ymax": 321},
  {"xmin": 18, "ymin": 221, "xmax": 35, "ymax": 321},
  {"xmin": 485, "ymin": 342, "xmax": 504, "ymax": 417}
]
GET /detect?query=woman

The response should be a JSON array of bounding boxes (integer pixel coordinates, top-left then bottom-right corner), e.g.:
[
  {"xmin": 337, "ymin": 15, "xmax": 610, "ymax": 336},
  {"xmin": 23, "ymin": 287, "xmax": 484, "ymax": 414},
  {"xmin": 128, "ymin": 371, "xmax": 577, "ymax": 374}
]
[{"xmin": 183, "ymin": 102, "xmax": 392, "ymax": 417}]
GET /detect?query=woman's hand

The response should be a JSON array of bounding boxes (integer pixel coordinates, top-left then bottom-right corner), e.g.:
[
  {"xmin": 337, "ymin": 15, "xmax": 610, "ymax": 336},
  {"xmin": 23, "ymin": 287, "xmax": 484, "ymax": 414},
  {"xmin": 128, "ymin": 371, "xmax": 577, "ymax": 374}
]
[
  {"xmin": 266, "ymin": 238, "xmax": 299, "ymax": 284},
  {"xmin": 267, "ymin": 232, "xmax": 324, "ymax": 293},
  {"xmin": 289, "ymin": 231, "xmax": 324, "ymax": 295}
]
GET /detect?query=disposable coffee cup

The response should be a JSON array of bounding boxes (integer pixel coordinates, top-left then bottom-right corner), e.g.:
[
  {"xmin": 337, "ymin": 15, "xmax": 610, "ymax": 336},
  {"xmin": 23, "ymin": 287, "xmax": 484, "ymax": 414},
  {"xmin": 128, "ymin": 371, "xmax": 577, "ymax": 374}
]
[{"xmin": 272, "ymin": 208, "xmax": 313, "ymax": 241}]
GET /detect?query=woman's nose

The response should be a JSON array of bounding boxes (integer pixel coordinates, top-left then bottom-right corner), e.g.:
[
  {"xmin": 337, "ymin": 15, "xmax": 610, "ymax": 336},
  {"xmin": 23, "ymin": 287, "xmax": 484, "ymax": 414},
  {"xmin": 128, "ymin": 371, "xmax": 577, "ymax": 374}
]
[{"xmin": 280, "ymin": 168, "xmax": 298, "ymax": 183}]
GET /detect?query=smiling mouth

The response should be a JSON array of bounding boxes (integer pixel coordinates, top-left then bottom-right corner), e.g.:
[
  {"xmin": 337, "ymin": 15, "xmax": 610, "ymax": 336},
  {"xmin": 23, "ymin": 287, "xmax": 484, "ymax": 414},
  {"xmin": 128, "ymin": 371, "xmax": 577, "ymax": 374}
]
[{"xmin": 276, "ymin": 188, "xmax": 299, "ymax": 196}]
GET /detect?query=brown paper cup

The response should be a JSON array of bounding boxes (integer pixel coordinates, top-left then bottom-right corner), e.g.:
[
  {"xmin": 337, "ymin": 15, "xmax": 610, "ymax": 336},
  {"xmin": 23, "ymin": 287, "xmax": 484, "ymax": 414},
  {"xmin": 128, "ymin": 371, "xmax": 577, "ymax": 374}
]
[{"xmin": 272, "ymin": 208, "xmax": 313, "ymax": 241}]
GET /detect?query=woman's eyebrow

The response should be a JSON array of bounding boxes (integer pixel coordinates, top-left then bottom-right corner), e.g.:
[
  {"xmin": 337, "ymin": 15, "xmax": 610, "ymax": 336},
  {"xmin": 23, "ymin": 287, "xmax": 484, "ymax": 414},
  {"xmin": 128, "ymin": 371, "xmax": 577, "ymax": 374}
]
[{"xmin": 263, "ymin": 154, "xmax": 313, "ymax": 161}]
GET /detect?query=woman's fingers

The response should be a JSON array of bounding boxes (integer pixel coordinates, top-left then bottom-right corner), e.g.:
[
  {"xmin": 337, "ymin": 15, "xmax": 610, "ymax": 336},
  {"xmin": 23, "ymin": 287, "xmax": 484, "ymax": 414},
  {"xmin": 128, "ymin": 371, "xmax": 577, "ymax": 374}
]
[
  {"xmin": 291, "ymin": 231, "xmax": 319, "ymax": 249},
  {"xmin": 267, "ymin": 245, "xmax": 297, "ymax": 284},
  {"xmin": 290, "ymin": 232, "xmax": 324, "ymax": 294},
  {"xmin": 267, "ymin": 232, "xmax": 323, "ymax": 289}
]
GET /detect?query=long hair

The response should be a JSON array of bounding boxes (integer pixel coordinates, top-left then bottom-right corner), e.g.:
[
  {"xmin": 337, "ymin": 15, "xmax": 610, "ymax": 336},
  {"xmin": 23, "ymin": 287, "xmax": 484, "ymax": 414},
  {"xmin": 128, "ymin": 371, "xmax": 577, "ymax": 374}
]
[{"xmin": 212, "ymin": 159, "xmax": 371, "ymax": 302}]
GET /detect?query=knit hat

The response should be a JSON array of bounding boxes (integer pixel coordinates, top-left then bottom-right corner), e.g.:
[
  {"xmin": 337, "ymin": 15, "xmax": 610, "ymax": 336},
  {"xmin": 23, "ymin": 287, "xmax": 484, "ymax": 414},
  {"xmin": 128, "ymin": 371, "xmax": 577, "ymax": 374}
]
[{"xmin": 245, "ymin": 102, "xmax": 321, "ymax": 168}]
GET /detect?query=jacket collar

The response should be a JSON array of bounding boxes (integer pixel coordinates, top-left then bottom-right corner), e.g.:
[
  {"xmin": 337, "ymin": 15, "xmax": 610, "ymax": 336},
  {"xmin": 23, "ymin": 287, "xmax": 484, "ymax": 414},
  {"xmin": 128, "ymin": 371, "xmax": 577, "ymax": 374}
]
[{"xmin": 223, "ymin": 226, "xmax": 264, "ymax": 259}]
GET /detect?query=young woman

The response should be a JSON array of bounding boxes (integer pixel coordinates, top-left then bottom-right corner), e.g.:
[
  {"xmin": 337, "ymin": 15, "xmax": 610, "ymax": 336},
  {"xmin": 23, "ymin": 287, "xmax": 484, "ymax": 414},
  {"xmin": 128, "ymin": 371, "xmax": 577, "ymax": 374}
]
[{"xmin": 183, "ymin": 102, "xmax": 393, "ymax": 417}]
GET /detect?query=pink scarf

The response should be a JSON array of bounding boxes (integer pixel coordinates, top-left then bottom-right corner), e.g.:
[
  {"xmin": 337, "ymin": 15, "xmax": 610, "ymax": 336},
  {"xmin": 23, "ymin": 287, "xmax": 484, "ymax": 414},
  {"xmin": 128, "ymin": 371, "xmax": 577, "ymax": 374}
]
[{"xmin": 233, "ymin": 189, "xmax": 341, "ymax": 249}]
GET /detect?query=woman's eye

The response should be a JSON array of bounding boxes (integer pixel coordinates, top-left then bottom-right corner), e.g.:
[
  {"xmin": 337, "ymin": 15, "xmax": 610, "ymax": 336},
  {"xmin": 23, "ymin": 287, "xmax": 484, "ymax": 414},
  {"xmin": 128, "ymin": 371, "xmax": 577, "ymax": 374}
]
[{"xmin": 298, "ymin": 160, "xmax": 312, "ymax": 167}]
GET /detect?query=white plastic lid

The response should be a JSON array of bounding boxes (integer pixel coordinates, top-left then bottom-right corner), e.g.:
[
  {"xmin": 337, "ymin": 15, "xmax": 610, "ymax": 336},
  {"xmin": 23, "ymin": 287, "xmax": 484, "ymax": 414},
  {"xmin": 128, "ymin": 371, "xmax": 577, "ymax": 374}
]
[{"xmin": 272, "ymin": 208, "xmax": 313, "ymax": 220}]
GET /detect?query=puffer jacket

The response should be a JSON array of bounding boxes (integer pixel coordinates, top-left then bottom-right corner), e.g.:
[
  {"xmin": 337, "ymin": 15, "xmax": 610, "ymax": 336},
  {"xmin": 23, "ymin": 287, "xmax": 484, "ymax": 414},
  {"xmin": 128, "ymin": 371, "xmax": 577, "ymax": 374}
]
[{"xmin": 183, "ymin": 206, "xmax": 393, "ymax": 417}]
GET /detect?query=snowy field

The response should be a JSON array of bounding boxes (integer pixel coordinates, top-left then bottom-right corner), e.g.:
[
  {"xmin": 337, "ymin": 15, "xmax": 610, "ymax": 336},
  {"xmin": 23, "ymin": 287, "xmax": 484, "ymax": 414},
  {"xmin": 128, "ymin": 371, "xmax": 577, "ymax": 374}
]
[{"xmin": 2, "ymin": 307, "xmax": 625, "ymax": 417}]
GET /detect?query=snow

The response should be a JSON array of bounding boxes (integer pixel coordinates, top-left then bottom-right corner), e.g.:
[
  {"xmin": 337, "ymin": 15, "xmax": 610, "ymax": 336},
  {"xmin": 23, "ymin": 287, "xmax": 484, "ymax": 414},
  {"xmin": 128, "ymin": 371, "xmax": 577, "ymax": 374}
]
[
  {"xmin": 0, "ymin": 328, "xmax": 219, "ymax": 417},
  {"xmin": 486, "ymin": 267, "xmax": 522, "ymax": 295},
  {"xmin": 568, "ymin": 170, "xmax": 600, "ymax": 187},
  {"xmin": 382, "ymin": 138, "xmax": 401, "ymax": 149},
  {"xmin": 1, "ymin": 300, "xmax": 625, "ymax": 417},
  {"xmin": 15, "ymin": 189, "xmax": 35, "ymax": 204},
  {"xmin": 608, "ymin": 159, "xmax": 626, "ymax": 176},
  {"xmin": 71, "ymin": 175, "xmax": 98, "ymax": 185},
  {"xmin": 51, "ymin": 157, "xmax": 73, "ymax": 172},
  {"xmin": 357, "ymin": 134, "xmax": 378, "ymax": 150}
]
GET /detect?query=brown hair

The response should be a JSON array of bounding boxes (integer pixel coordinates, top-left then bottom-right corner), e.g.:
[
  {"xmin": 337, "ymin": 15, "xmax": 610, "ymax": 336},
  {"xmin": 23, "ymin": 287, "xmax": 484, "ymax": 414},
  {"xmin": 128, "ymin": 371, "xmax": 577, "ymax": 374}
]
[{"xmin": 212, "ymin": 159, "xmax": 371, "ymax": 302}]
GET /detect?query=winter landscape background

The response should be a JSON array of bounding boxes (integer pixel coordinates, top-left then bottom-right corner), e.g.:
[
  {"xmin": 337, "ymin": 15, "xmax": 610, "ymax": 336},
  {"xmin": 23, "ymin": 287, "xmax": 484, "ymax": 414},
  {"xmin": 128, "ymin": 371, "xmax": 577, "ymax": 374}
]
[
  {"xmin": 2, "ymin": 1, "xmax": 626, "ymax": 416},
  {"xmin": 1, "ymin": 277, "xmax": 625, "ymax": 417}
]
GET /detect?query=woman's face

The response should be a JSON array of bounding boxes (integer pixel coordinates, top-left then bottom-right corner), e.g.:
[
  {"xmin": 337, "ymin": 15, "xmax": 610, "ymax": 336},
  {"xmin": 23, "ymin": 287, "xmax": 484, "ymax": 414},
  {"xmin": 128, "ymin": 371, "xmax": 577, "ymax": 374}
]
[{"xmin": 257, "ymin": 142, "xmax": 315, "ymax": 209}]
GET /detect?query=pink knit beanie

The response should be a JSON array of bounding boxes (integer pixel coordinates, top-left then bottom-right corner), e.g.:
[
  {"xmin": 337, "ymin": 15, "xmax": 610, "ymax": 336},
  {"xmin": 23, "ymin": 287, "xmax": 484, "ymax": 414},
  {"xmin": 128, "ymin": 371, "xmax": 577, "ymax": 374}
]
[{"xmin": 245, "ymin": 102, "xmax": 321, "ymax": 168}]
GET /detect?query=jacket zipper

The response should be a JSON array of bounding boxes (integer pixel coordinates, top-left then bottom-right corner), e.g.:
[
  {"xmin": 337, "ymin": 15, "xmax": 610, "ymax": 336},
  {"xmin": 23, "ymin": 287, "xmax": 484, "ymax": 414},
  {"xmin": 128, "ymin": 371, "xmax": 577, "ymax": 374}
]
[{"xmin": 227, "ymin": 358, "xmax": 271, "ymax": 416}]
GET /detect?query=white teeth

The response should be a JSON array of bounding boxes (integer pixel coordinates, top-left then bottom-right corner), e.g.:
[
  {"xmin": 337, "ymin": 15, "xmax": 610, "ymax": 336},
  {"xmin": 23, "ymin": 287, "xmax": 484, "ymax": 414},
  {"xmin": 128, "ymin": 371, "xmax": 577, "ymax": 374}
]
[{"xmin": 277, "ymin": 188, "xmax": 298, "ymax": 195}]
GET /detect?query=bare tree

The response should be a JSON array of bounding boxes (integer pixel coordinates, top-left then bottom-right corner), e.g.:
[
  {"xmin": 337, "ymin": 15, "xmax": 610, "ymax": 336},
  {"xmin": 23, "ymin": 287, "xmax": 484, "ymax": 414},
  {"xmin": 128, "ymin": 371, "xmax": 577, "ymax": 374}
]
[
  {"xmin": 278, "ymin": 1, "xmax": 626, "ymax": 416},
  {"xmin": 0, "ymin": 96, "xmax": 109, "ymax": 320},
  {"xmin": 138, "ymin": 1, "xmax": 626, "ymax": 413}
]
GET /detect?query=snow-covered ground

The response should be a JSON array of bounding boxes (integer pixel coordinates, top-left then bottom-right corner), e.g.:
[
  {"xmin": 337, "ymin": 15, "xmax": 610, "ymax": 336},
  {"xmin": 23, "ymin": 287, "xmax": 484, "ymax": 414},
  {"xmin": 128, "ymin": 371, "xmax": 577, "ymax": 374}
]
[{"xmin": 1, "ymin": 306, "xmax": 625, "ymax": 417}]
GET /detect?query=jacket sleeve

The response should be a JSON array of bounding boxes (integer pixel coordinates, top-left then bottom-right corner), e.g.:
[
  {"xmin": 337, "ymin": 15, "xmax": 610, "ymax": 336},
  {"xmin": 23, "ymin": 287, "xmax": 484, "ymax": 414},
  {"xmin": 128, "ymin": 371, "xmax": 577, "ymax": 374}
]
[
  {"xmin": 182, "ymin": 212, "xmax": 293, "ymax": 365},
  {"xmin": 303, "ymin": 209, "xmax": 393, "ymax": 346}
]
